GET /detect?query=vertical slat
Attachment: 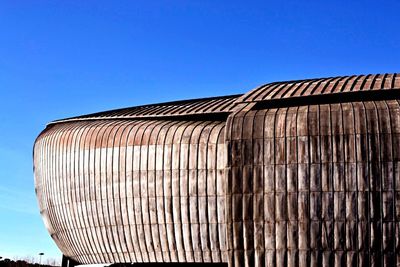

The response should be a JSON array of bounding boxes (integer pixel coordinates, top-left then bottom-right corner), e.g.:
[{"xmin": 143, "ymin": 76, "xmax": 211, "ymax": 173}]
[{"xmin": 34, "ymin": 80, "xmax": 400, "ymax": 267}]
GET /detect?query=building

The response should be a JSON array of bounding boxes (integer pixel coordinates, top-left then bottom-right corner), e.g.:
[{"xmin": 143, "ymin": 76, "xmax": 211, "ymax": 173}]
[{"xmin": 33, "ymin": 74, "xmax": 400, "ymax": 267}]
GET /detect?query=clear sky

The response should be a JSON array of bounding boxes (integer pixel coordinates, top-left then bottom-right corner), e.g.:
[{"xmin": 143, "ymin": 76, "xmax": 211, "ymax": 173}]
[{"xmin": 1, "ymin": 0, "xmax": 399, "ymax": 263}]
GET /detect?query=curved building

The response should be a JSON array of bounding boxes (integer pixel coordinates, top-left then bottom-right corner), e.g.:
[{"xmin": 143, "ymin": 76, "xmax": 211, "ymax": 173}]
[{"xmin": 34, "ymin": 74, "xmax": 400, "ymax": 267}]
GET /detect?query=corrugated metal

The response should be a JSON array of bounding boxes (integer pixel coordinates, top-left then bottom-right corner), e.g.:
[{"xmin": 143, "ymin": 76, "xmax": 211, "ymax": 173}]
[{"xmin": 237, "ymin": 73, "xmax": 400, "ymax": 103}]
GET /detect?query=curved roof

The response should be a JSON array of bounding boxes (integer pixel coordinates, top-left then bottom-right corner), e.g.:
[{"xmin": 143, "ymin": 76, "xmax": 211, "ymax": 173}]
[
  {"xmin": 50, "ymin": 94, "xmax": 242, "ymax": 125},
  {"xmin": 50, "ymin": 73, "xmax": 400, "ymax": 125},
  {"xmin": 237, "ymin": 73, "xmax": 400, "ymax": 103}
]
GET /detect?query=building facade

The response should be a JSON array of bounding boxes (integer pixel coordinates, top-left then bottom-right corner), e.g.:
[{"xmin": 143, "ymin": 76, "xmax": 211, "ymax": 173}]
[{"xmin": 34, "ymin": 74, "xmax": 400, "ymax": 266}]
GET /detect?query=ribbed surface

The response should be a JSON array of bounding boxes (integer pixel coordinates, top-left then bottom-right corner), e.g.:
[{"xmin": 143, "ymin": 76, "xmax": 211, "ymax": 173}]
[
  {"xmin": 33, "ymin": 73, "xmax": 400, "ymax": 267},
  {"xmin": 51, "ymin": 95, "xmax": 241, "ymax": 124},
  {"xmin": 238, "ymin": 73, "xmax": 400, "ymax": 103},
  {"xmin": 34, "ymin": 119, "xmax": 228, "ymax": 264},
  {"xmin": 225, "ymin": 100, "xmax": 400, "ymax": 267}
]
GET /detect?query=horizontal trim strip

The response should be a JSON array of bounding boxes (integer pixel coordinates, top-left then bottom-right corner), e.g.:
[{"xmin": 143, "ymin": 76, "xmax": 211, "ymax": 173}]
[{"xmin": 252, "ymin": 88, "xmax": 400, "ymax": 110}]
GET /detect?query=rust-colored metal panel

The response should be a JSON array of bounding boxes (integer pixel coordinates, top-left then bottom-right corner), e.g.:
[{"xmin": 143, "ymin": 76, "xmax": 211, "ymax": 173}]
[{"xmin": 34, "ymin": 73, "xmax": 400, "ymax": 266}]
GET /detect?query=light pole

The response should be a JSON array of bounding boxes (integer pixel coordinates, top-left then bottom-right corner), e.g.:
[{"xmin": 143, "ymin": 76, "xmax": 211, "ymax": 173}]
[{"xmin": 38, "ymin": 253, "xmax": 44, "ymax": 265}]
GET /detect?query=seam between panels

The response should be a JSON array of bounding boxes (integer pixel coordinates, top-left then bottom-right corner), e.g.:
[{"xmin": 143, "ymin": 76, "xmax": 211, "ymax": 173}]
[
  {"xmin": 239, "ymin": 106, "xmax": 254, "ymax": 267},
  {"xmin": 92, "ymin": 121, "xmax": 117, "ymax": 264},
  {"xmin": 204, "ymin": 122, "xmax": 221, "ymax": 262},
  {"xmin": 60, "ymin": 122, "xmax": 85, "ymax": 262},
  {"xmin": 363, "ymin": 74, "xmax": 387, "ymax": 264},
  {"xmin": 194, "ymin": 121, "xmax": 215, "ymax": 263},
  {"xmin": 145, "ymin": 120, "xmax": 165, "ymax": 263},
  {"xmin": 360, "ymin": 101, "xmax": 371, "ymax": 265},
  {"xmin": 140, "ymin": 121, "xmax": 158, "ymax": 261},
  {"xmin": 224, "ymin": 112, "xmax": 234, "ymax": 266},
  {"xmin": 259, "ymin": 108, "xmax": 267, "ymax": 267},
  {"xmin": 283, "ymin": 106, "xmax": 289, "ymax": 266},
  {"xmin": 306, "ymin": 104, "xmax": 311, "ymax": 266},
  {"xmin": 51, "ymin": 123, "xmax": 75, "ymax": 259},
  {"xmin": 71, "ymin": 122, "xmax": 86, "ymax": 262},
  {"xmin": 52, "ymin": 124, "xmax": 74, "ymax": 256},
  {"xmin": 100, "ymin": 120, "xmax": 124, "ymax": 263},
  {"xmin": 61, "ymin": 122, "xmax": 87, "ymax": 261},
  {"xmin": 74, "ymin": 120, "xmax": 95, "ymax": 263},
  {"xmin": 350, "ymin": 102, "xmax": 359, "ymax": 267},
  {"xmin": 146, "ymin": 120, "xmax": 163, "ymax": 262},
  {"xmin": 99, "ymin": 121, "xmax": 121, "ymax": 262},
  {"xmin": 317, "ymin": 104, "xmax": 322, "ymax": 265},
  {"xmin": 165, "ymin": 120, "xmax": 184, "ymax": 261},
  {"xmin": 184, "ymin": 120, "xmax": 204, "ymax": 262},
  {"xmin": 85, "ymin": 120, "xmax": 108, "ymax": 263},
  {"xmin": 252, "ymin": 108, "xmax": 264, "ymax": 266},
  {"xmin": 339, "ymin": 103, "xmax": 346, "ymax": 265},
  {"xmin": 328, "ymin": 104, "xmax": 335, "ymax": 265},
  {"xmin": 40, "ymin": 129, "xmax": 56, "ymax": 253},
  {"xmin": 127, "ymin": 120, "xmax": 146, "ymax": 262},
  {"xmin": 223, "ymin": 101, "xmax": 258, "ymax": 266},
  {"xmin": 297, "ymin": 80, "xmax": 315, "ymax": 98},
  {"xmin": 65, "ymin": 122, "xmax": 82, "ymax": 261},
  {"xmin": 271, "ymin": 107, "xmax": 279, "ymax": 267},
  {"xmin": 82, "ymin": 120, "xmax": 101, "ymax": 262},
  {"xmin": 158, "ymin": 120, "xmax": 179, "ymax": 262},
  {"xmin": 114, "ymin": 121, "xmax": 137, "ymax": 262},
  {"xmin": 175, "ymin": 121, "xmax": 190, "ymax": 263},
  {"xmin": 165, "ymin": 120, "xmax": 188, "ymax": 261},
  {"xmin": 382, "ymin": 100, "xmax": 396, "ymax": 266},
  {"xmin": 107, "ymin": 120, "xmax": 133, "ymax": 262},
  {"xmin": 42, "ymin": 127, "xmax": 56, "ymax": 255},
  {"xmin": 214, "ymin": 123, "xmax": 226, "ymax": 262},
  {"xmin": 123, "ymin": 119, "xmax": 147, "ymax": 263},
  {"xmin": 115, "ymin": 121, "xmax": 134, "ymax": 262},
  {"xmin": 249, "ymin": 108, "xmax": 259, "ymax": 266},
  {"xmin": 153, "ymin": 120, "xmax": 176, "ymax": 262},
  {"xmin": 93, "ymin": 121, "xmax": 112, "ymax": 263},
  {"xmin": 67, "ymin": 121, "xmax": 92, "ymax": 262},
  {"xmin": 126, "ymin": 120, "xmax": 149, "ymax": 262},
  {"xmin": 158, "ymin": 120, "xmax": 177, "ymax": 262},
  {"xmin": 150, "ymin": 120, "xmax": 177, "ymax": 262},
  {"xmin": 43, "ymin": 126, "xmax": 69, "ymax": 256},
  {"xmin": 85, "ymin": 122, "xmax": 109, "ymax": 262},
  {"xmin": 136, "ymin": 120, "xmax": 154, "ymax": 261},
  {"xmin": 201, "ymin": 122, "xmax": 213, "ymax": 262},
  {"xmin": 372, "ymin": 101, "xmax": 384, "ymax": 267},
  {"xmin": 77, "ymin": 121, "xmax": 98, "ymax": 262},
  {"xmin": 396, "ymin": 99, "xmax": 400, "ymax": 266},
  {"xmin": 115, "ymin": 121, "xmax": 138, "ymax": 262},
  {"xmin": 227, "ymin": 110, "xmax": 241, "ymax": 267},
  {"xmin": 294, "ymin": 105, "xmax": 299, "ymax": 266},
  {"xmin": 187, "ymin": 121, "xmax": 203, "ymax": 262},
  {"xmin": 389, "ymin": 100, "xmax": 399, "ymax": 266}
]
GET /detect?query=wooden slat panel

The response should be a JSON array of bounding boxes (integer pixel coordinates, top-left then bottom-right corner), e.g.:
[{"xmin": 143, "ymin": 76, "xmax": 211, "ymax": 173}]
[
  {"xmin": 238, "ymin": 73, "xmax": 400, "ymax": 103},
  {"xmin": 34, "ymin": 119, "xmax": 227, "ymax": 264},
  {"xmin": 225, "ymin": 99, "xmax": 400, "ymax": 267},
  {"xmin": 33, "ymin": 73, "xmax": 400, "ymax": 266}
]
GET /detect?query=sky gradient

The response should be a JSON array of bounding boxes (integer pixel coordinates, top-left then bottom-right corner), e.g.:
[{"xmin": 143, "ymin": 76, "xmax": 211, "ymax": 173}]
[{"xmin": 1, "ymin": 0, "xmax": 400, "ymax": 262}]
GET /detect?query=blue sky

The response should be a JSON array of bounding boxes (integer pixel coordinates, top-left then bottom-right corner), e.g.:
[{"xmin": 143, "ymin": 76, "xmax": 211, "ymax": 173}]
[{"xmin": 1, "ymin": 0, "xmax": 400, "ymax": 262}]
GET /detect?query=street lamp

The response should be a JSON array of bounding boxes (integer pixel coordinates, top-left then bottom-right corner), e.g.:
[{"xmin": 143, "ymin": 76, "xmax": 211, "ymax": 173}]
[{"xmin": 38, "ymin": 253, "xmax": 44, "ymax": 265}]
